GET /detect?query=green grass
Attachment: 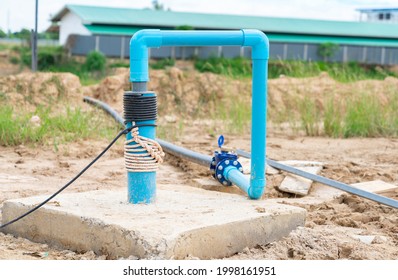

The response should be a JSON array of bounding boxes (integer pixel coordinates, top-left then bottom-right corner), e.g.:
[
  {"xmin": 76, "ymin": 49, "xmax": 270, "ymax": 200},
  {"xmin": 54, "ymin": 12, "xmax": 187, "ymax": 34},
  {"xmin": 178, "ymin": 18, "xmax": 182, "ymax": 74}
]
[
  {"xmin": 216, "ymin": 98, "xmax": 252, "ymax": 134},
  {"xmin": 157, "ymin": 120, "xmax": 184, "ymax": 141},
  {"xmin": 0, "ymin": 106, "xmax": 119, "ymax": 147},
  {"xmin": 298, "ymin": 97, "xmax": 321, "ymax": 136},
  {"xmin": 150, "ymin": 58, "xmax": 175, "ymax": 70},
  {"xmin": 194, "ymin": 57, "xmax": 398, "ymax": 82},
  {"xmin": 195, "ymin": 57, "xmax": 251, "ymax": 78},
  {"xmin": 292, "ymin": 94, "xmax": 398, "ymax": 138},
  {"xmin": 12, "ymin": 46, "xmax": 108, "ymax": 85},
  {"xmin": 0, "ymin": 44, "xmax": 11, "ymax": 51}
]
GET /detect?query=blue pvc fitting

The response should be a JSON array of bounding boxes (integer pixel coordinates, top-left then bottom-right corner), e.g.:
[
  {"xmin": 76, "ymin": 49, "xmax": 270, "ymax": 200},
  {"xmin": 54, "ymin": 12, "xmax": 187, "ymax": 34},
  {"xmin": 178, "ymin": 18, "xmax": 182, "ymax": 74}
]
[{"xmin": 129, "ymin": 29, "xmax": 269, "ymax": 200}]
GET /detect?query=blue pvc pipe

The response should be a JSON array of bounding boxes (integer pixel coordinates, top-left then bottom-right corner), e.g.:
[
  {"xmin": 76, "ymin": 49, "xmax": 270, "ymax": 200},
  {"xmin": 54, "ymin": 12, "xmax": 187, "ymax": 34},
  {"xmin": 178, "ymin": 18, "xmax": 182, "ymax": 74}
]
[
  {"xmin": 224, "ymin": 166, "xmax": 250, "ymax": 194},
  {"xmin": 129, "ymin": 29, "xmax": 269, "ymax": 200},
  {"xmin": 126, "ymin": 92, "xmax": 157, "ymax": 204}
]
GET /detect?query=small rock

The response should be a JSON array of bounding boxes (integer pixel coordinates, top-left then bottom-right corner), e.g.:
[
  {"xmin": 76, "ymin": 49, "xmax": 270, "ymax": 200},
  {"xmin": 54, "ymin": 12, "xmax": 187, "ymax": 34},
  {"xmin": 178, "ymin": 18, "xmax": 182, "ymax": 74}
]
[
  {"xmin": 352, "ymin": 235, "xmax": 375, "ymax": 245},
  {"xmin": 338, "ymin": 242, "xmax": 353, "ymax": 258},
  {"xmin": 164, "ymin": 115, "xmax": 177, "ymax": 123},
  {"xmin": 58, "ymin": 161, "xmax": 70, "ymax": 168},
  {"xmin": 29, "ymin": 115, "xmax": 41, "ymax": 127},
  {"xmin": 371, "ymin": 236, "xmax": 388, "ymax": 244}
]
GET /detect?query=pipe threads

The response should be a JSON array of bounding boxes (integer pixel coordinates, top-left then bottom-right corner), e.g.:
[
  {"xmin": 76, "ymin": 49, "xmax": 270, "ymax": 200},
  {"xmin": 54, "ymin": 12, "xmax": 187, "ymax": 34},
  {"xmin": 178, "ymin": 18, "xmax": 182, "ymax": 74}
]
[{"xmin": 123, "ymin": 91, "xmax": 157, "ymax": 123}]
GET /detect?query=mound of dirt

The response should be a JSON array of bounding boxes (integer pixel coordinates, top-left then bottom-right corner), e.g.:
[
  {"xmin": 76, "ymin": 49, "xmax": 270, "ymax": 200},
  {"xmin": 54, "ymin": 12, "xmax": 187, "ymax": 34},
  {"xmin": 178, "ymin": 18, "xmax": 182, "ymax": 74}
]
[
  {"xmin": 83, "ymin": 67, "xmax": 250, "ymax": 118},
  {"xmin": 82, "ymin": 67, "xmax": 398, "ymax": 123},
  {"xmin": 0, "ymin": 72, "xmax": 82, "ymax": 111}
]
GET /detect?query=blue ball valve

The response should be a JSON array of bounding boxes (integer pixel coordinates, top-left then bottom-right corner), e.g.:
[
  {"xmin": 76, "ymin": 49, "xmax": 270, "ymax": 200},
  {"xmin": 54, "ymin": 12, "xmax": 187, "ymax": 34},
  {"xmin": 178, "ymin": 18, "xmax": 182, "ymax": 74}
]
[{"xmin": 210, "ymin": 136, "xmax": 243, "ymax": 186}]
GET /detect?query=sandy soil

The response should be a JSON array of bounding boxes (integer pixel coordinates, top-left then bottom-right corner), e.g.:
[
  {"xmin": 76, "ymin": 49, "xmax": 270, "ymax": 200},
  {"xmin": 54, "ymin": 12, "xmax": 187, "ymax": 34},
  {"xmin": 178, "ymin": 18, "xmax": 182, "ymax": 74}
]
[{"xmin": 0, "ymin": 62, "xmax": 397, "ymax": 260}]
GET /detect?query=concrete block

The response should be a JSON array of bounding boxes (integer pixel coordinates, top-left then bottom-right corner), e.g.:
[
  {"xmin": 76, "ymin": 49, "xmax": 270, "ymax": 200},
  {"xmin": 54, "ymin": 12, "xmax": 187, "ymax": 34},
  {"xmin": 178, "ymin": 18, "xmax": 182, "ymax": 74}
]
[
  {"xmin": 1, "ymin": 185, "xmax": 306, "ymax": 259},
  {"xmin": 239, "ymin": 158, "xmax": 279, "ymax": 175},
  {"xmin": 351, "ymin": 180, "xmax": 398, "ymax": 195},
  {"xmin": 278, "ymin": 166, "xmax": 323, "ymax": 196}
]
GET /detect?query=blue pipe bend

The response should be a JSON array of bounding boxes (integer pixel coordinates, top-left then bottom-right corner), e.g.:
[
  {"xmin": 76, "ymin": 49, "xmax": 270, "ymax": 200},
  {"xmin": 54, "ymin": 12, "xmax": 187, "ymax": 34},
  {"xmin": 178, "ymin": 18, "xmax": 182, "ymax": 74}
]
[{"xmin": 129, "ymin": 29, "xmax": 269, "ymax": 200}]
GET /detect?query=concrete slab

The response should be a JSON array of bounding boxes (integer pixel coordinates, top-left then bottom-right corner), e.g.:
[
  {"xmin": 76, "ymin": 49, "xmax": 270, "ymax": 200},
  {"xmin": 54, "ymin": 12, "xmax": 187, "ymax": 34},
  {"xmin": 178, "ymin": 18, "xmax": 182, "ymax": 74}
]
[
  {"xmin": 191, "ymin": 178, "xmax": 244, "ymax": 195},
  {"xmin": 278, "ymin": 166, "xmax": 323, "ymax": 196},
  {"xmin": 351, "ymin": 180, "xmax": 398, "ymax": 195},
  {"xmin": 239, "ymin": 158, "xmax": 279, "ymax": 175},
  {"xmin": 1, "ymin": 185, "xmax": 306, "ymax": 260}
]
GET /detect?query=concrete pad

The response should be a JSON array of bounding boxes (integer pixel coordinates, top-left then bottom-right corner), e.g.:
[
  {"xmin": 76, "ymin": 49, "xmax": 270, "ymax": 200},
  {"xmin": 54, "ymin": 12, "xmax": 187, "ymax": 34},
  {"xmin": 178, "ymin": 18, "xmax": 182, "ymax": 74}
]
[
  {"xmin": 351, "ymin": 180, "xmax": 398, "ymax": 195},
  {"xmin": 278, "ymin": 166, "xmax": 323, "ymax": 196},
  {"xmin": 1, "ymin": 185, "xmax": 306, "ymax": 259},
  {"xmin": 191, "ymin": 178, "xmax": 244, "ymax": 195}
]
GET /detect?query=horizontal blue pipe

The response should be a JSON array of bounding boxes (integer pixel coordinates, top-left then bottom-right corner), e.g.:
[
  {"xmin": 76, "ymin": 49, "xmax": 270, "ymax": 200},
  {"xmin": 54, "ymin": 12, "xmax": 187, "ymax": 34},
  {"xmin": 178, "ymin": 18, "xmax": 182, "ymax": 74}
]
[{"xmin": 223, "ymin": 166, "xmax": 250, "ymax": 194}]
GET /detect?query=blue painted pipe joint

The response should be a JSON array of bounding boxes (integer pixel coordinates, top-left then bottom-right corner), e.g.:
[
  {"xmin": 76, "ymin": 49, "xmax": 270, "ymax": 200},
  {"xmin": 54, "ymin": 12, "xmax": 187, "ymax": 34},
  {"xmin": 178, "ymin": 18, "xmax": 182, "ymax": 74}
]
[{"xmin": 210, "ymin": 151, "xmax": 243, "ymax": 186}]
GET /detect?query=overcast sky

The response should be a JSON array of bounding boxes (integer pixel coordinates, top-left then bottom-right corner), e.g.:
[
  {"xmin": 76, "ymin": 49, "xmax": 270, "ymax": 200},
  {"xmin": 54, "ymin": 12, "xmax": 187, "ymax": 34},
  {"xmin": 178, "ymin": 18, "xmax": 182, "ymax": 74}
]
[{"xmin": 2, "ymin": 0, "xmax": 398, "ymax": 33}]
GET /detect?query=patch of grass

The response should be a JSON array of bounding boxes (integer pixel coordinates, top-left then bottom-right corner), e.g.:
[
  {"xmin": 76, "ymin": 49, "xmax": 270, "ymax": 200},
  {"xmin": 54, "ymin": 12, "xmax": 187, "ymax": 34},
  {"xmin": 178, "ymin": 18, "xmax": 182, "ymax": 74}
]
[
  {"xmin": 0, "ymin": 44, "xmax": 10, "ymax": 51},
  {"xmin": 157, "ymin": 120, "xmax": 184, "ymax": 141},
  {"xmin": 150, "ymin": 58, "xmax": 175, "ymax": 70},
  {"xmin": 0, "ymin": 106, "xmax": 119, "ymax": 147},
  {"xmin": 284, "ymin": 93, "xmax": 398, "ymax": 138},
  {"xmin": 323, "ymin": 99, "xmax": 343, "ymax": 137},
  {"xmin": 298, "ymin": 97, "xmax": 321, "ymax": 136},
  {"xmin": 109, "ymin": 61, "xmax": 130, "ymax": 68},
  {"xmin": 84, "ymin": 51, "xmax": 106, "ymax": 72},
  {"xmin": 195, "ymin": 57, "xmax": 251, "ymax": 78},
  {"xmin": 9, "ymin": 56, "xmax": 20, "ymax": 64},
  {"xmin": 216, "ymin": 98, "xmax": 252, "ymax": 134},
  {"xmin": 194, "ymin": 58, "xmax": 398, "ymax": 82},
  {"xmin": 343, "ymin": 95, "xmax": 386, "ymax": 137}
]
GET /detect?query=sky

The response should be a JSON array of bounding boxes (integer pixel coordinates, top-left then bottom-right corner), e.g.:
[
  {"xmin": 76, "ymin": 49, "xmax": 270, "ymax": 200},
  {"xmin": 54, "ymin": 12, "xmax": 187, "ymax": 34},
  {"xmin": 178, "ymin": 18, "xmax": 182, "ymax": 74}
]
[{"xmin": 1, "ymin": 0, "xmax": 398, "ymax": 33}]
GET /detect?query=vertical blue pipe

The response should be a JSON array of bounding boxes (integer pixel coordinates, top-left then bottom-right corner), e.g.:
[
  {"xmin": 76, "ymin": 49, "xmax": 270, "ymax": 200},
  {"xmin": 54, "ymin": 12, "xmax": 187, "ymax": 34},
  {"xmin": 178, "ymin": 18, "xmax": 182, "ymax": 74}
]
[{"xmin": 242, "ymin": 29, "xmax": 269, "ymax": 199}]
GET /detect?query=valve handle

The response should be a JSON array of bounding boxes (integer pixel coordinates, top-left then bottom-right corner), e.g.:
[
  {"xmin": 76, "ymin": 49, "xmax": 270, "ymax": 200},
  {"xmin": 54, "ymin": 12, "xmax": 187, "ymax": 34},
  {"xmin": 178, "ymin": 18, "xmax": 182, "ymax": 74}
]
[{"xmin": 218, "ymin": 135, "xmax": 224, "ymax": 149}]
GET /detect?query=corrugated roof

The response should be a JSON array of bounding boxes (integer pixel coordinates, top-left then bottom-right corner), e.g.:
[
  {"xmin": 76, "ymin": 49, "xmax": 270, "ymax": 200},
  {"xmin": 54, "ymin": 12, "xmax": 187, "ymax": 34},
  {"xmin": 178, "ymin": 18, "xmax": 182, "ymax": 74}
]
[
  {"xmin": 356, "ymin": 7, "xmax": 398, "ymax": 12},
  {"xmin": 52, "ymin": 4, "xmax": 398, "ymax": 40},
  {"xmin": 82, "ymin": 25, "xmax": 398, "ymax": 47}
]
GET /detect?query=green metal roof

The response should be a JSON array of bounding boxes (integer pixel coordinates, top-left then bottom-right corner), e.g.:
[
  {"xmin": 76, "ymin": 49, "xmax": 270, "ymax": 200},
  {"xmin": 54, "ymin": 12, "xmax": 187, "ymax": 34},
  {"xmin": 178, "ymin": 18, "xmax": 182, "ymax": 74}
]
[
  {"xmin": 268, "ymin": 34, "xmax": 398, "ymax": 47},
  {"xmin": 52, "ymin": 4, "xmax": 398, "ymax": 42},
  {"xmin": 84, "ymin": 25, "xmax": 143, "ymax": 35}
]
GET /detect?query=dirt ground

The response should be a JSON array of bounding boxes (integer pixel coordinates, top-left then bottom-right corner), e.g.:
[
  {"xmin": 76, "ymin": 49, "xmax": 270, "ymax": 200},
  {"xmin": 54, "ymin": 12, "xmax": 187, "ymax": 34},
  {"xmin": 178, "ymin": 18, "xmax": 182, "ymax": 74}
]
[{"xmin": 0, "ymin": 58, "xmax": 397, "ymax": 260}]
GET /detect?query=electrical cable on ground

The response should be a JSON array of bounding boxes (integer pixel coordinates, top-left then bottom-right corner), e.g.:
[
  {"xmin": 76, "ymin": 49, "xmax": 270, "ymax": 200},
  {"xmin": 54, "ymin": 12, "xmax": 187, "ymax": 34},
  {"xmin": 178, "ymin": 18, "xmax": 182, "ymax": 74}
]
[{"xmin": 0, "ymin": 126, "xmax": 134, "ymax": 230}]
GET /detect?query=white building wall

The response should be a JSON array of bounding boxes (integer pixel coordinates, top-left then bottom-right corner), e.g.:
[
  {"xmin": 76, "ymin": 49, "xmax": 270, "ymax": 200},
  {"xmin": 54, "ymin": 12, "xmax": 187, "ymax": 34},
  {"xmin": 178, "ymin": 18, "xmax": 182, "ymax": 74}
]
[
  {"xmin": 362, "ymin": 11, "xmax": 398, "ymax": 23},
  {"xmin": 59, "ymin": 12, "xmax": 91, "ymax": 45}
]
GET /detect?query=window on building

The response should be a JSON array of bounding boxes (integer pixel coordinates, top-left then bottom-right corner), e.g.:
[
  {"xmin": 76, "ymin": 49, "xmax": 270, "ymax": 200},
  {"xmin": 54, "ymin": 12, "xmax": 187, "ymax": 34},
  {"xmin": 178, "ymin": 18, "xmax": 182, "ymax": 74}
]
[
  {"xmin": 386, "ymin": 13, "xmax": 391, "ymax": 20},
  {"xmin": 378, "ymin": 13, "xmax": 384, "ymax": 20}
]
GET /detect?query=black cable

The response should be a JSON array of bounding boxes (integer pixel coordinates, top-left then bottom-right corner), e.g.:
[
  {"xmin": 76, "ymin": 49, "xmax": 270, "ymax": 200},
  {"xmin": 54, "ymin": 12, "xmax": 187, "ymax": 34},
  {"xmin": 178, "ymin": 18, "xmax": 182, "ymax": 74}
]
[{"xmin": 0, "ymin": 126, "xmax": 137, "ymax": 230}]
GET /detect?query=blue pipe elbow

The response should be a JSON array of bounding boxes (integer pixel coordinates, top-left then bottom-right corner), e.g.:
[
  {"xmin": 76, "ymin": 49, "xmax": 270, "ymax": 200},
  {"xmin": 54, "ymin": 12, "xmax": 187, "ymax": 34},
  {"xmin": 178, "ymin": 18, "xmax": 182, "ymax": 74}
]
[
  {"xmin": 130, "ymin": 29, "xmax": 162, "ymax": 82},
  {"xmin": 241, "ymin": 29, "xmax": 269, "ymax": 60},
  {"xmin": 248, "ymin": 184, "xmax": 265, "ymax": 199}
]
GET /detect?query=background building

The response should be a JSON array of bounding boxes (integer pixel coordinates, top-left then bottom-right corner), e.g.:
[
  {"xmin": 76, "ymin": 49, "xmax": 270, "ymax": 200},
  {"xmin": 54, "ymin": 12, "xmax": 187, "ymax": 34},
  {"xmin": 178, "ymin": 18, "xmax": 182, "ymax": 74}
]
[
  {"xmin": 49, "ymin": 4, "xmax": 398, "ymax": 64},
  {"xmin": 357, "ymin": 7, "xmax": 398, "ymax": 23}
]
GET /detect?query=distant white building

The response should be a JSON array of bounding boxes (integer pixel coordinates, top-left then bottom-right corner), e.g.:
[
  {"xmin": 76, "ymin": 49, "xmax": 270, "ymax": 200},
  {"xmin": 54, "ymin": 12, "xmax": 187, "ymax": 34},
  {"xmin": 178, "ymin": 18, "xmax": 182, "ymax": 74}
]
[{"xmin": 357, "ymin": 8, "xmax": 398, "ymax": 23}]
